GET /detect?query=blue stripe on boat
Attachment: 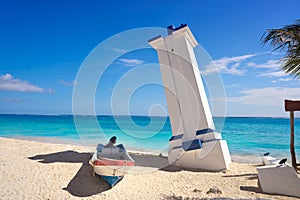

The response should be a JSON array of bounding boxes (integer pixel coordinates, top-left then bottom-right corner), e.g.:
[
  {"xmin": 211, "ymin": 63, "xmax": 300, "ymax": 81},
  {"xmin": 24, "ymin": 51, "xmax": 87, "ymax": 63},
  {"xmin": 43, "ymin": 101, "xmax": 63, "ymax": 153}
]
[
  {"xmin": 117, "ymin": 144, "xmax": 126, "ymax": 151},
  {"xmin": 101, "ymin": 175, "xmax": 123, "ymax": 187}
]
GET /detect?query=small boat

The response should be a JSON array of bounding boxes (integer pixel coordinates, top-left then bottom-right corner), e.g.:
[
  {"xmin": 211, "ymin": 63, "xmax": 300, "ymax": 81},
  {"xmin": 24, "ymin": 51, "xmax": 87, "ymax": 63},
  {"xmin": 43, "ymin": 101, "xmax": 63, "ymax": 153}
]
[
  {"xmin": 90, "ymin": 143, "xmax": 135, "ymax": 187},
  {"xmin": 262, "ymin": 152, "xmax": 277, "ymax": 165}
]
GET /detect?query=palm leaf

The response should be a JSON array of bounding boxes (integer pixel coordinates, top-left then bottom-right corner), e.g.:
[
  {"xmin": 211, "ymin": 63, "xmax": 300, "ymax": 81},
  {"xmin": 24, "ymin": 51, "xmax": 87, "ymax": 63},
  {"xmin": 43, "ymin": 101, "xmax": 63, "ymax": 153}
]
[{"xmin": 261, "ymin": 19, "xmax": 300, "ymax": 78}]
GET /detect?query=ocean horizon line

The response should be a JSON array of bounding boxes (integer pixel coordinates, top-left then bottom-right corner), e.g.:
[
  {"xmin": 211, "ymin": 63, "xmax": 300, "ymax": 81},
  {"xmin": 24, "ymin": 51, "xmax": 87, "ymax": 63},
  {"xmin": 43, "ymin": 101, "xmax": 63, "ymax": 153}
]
[{"xmin": 0, "ymin": 113, "xmax": 296, "ymax": 119}]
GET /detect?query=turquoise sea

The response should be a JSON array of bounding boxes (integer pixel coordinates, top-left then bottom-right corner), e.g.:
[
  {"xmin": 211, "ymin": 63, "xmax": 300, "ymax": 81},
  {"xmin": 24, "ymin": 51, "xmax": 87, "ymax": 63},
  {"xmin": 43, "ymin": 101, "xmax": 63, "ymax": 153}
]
[{"xmin": 0, "ymin": 114, "xmax": 299, "ymax": 163}]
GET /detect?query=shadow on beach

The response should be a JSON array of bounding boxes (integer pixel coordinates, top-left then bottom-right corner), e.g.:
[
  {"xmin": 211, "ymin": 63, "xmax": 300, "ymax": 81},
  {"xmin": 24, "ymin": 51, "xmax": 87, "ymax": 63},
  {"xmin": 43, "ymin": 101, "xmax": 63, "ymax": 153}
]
[
  {"xmin": 128, "ymin": 153, "xmax": 225, "ymax": 173},
  {"xmin": 128, "ymin": 153, "xmax": 185, "ymax": 172},
  {"xmin": 240, "ymin": 185, "xmax": 261, "ymax": 193},
  {"xmin": 28, "ymin": 150, "xmax": 111, "ymax": 197},
  {"xmin": 163, "ymin": 196, "xmax": 271, "ymax": 200},
  {"xmin": 222, "ymin": 173, "xmax": 258, "ymax": 180},
  {"xmin": 129, "ymin": 153, "xmax": 170, "ymax": 168},
  {"xmin": 128, "ymin": 153, "xmax": 232, "ymax": 173}
]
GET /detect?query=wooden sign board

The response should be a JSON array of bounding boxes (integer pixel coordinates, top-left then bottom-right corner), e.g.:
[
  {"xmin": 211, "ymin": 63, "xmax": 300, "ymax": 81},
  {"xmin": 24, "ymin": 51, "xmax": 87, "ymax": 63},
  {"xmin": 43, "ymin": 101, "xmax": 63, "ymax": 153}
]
[{"xmin": 285, "ymin": 99, "xmax": 300, "ymax": 112}]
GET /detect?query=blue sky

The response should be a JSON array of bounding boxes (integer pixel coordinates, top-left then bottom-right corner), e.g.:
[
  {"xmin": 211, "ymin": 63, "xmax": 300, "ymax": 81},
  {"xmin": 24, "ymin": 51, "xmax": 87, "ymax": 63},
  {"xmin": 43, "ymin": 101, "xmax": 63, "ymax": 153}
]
[{"xmin": 0, "ymin": 0, "xmax": 299, "ymax": 117}]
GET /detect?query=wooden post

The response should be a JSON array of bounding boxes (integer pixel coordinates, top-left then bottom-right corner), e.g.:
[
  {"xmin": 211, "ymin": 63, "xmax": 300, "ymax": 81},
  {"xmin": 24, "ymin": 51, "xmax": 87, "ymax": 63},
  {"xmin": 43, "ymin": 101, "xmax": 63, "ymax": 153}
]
[
  {"xmin": 285, "ymin": 99, "xmax": 300, "ymax": 171},
  {"xmin": 290, "ymin": 111, "xmax": 297, "ymax": 170}
]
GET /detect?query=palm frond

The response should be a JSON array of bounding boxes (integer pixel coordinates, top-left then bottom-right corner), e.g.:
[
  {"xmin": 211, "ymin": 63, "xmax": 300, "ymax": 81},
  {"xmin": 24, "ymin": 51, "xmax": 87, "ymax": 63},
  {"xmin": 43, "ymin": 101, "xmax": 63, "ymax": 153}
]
[
  {"xmin": 261, "ymin": 19, "xmax": 300, "ymax": 78},
  {"xmin": 281, "ymin": 56, "xmax": 300, "ymax": 77}
]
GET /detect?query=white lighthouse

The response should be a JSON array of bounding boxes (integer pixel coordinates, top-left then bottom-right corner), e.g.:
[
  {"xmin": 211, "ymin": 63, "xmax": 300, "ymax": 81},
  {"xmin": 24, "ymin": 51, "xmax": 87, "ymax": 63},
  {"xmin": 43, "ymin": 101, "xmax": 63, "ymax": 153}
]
[{"xmin": 149, "ymin": 24, "xmax": 231, "ymax": 171}]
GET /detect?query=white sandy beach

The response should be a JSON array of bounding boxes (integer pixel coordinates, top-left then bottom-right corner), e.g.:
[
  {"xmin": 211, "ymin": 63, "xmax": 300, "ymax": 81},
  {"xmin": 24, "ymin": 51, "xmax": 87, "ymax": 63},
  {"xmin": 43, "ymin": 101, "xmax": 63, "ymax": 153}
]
[{"xmin": 0, "ymin": 137, "xmax": 299, "ymax": 200}]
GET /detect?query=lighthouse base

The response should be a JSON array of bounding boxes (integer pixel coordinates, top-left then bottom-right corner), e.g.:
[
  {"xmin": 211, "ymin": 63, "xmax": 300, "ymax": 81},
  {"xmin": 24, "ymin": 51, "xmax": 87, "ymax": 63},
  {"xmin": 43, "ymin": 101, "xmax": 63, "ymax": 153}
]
[{"xmin": 168, "ymin": 139, "xmax": 231, "ymax": 171}]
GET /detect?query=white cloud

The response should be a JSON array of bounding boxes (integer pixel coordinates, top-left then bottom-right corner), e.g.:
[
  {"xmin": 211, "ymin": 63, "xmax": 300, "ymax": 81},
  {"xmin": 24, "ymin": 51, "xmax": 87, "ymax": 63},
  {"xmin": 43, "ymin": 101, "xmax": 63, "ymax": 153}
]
[
  {"xmin": 259, "ymin": 70, "xmax": 287, "ymax": 78},
  {"xmin": 59, "ymin": 80, "xmax": 77, "ymax": 87},
  {"xmin": 0, "ymin": 74, "xmax": 45, "ymax": 92},
  {"xmin": 247, "ymin": 59, "xmax": 288, "ymax": 78},
  {"xmin": 118, "ymin": 58, "xmax": 144, "ymax": 66},
  {"xmin": 226, "ymin": 84, "xmax": 239, "ymax": 88},
  {"xmin": 247, "ymin": 62, "xmax": 256, "ymax": 67},
  {"xmin": 249, "ymin": 60, "xmax": 281, "ymax": 69},
  {"xmin": 272, "ymin": 78, "xmax": 294, "ymax": 83},
  {"xmin": 278, "ymin": 78, "xmax": 293, "ymax": 82},
  {"xmin": 203, "ymin": 54, "xmax": 255, "ymax": 75},
  {"xmin": 227, "ymin": 87, "xmax": 300, "ymax": 106}
]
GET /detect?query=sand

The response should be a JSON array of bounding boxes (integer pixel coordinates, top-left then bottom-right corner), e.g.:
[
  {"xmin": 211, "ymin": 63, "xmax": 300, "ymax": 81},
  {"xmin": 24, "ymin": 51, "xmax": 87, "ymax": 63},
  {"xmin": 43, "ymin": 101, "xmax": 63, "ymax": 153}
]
[{"xmin": 0, "ymin": 137, "xmax": 299, "ymax": 200}]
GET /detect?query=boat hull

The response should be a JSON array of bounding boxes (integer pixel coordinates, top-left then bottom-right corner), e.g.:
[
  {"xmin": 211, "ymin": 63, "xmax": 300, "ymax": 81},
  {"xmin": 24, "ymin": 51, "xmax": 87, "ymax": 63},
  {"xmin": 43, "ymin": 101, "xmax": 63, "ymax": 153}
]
[
  {"xmin": 92, "ymin": 158, "xmax": 135, "ymax": 176},
  {"xmin": 101, "ymin": 175, "xmax": 123, "ymax": 187},
  {"xmin": 90, "ymin": 146, "xmax": 135, "ymax": 187}
]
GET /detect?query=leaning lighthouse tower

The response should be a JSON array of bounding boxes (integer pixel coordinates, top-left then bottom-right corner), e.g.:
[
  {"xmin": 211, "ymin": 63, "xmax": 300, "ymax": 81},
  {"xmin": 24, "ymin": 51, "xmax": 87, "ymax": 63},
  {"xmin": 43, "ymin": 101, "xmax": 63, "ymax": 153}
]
[{"xmin": 149, "ymin": 24, "xmax": 231, "ymax": 171}]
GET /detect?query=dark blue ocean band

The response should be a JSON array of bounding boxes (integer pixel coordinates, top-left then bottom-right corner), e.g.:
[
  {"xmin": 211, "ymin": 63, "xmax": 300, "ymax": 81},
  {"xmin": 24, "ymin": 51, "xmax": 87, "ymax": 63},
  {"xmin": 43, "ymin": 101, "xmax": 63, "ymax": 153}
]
[
  {"xmin": 170, "ymin": 138, "xmax": 222, "ymax": 151},
  {"xmin": 169, "ymin": 128, "xmax": 215, "ymax": 141}
]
